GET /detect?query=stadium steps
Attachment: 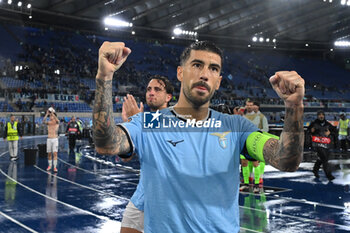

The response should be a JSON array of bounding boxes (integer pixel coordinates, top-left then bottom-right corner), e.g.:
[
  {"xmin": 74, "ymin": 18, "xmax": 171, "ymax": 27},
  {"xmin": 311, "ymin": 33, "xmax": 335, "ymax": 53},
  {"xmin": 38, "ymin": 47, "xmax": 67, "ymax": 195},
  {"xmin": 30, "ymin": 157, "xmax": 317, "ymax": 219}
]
[
  {"xmin": 2, "ymin": 23, "xmax": 22, "ymax": 44},
  {"xmin": 7, "ymin": 101, "xmax": 20, "ymax": 112}
]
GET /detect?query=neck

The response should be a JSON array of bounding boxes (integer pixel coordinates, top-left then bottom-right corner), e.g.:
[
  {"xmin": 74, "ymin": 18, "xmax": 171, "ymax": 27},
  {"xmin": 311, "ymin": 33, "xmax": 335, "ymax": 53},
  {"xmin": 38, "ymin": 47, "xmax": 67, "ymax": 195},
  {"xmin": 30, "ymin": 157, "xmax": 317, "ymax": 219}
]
[
  {"xmin": 174, "ymin": 93, "xmax": 209, "ymax": 120},
  {"xmin": 150, "ymin": 105, "xmax": 167, "ymax": 112}
]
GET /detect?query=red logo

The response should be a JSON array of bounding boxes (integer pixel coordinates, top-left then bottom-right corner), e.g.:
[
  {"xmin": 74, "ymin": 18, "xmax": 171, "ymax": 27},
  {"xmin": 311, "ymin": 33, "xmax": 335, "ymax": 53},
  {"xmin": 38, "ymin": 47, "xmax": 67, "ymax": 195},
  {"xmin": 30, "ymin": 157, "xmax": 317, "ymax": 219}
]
[{"xmin": 312, "ymin": 136, "xmax": 331, "ymax": 144}]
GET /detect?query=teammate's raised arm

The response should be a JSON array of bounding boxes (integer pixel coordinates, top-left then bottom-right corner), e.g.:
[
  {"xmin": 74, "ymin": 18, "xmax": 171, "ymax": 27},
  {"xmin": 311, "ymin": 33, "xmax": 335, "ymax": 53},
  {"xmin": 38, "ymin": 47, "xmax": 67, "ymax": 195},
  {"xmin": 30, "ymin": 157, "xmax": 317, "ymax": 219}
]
[
  {"xmin": 93, "ymin": 42, "xmax": 132, "ymax": 155},
  {"xmin": 263, "ymin": 71, "xmax": 305, "ymax": 171}
]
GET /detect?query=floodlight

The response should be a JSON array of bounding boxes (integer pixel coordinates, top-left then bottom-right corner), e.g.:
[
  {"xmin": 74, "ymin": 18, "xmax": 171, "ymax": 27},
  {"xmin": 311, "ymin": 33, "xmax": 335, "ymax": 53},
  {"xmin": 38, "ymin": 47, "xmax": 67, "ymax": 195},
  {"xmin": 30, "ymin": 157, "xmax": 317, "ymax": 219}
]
[
  {"xmin": 104, "ymin": 17, "xmax": 132, "ymax": 27},
  {"xmin": 173, "ymin": 28, "xmax": 182, "ymax": 35}
]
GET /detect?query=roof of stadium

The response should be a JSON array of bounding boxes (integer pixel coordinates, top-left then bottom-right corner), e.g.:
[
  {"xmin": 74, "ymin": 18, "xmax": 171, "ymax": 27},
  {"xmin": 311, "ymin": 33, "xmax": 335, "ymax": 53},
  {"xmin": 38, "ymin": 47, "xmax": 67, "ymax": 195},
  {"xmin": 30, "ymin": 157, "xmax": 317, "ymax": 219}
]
[{"xmin": 1, "ymin": 0, "xmax": 350, "ymax": 51}]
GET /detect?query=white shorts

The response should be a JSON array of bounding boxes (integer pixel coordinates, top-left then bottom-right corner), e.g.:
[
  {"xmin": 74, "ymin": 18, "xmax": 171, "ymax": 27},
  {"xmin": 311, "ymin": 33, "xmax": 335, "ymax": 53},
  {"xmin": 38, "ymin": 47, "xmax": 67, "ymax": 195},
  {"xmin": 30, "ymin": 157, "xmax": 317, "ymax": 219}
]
[
  {"xmin": 121, "ymin": 202, "xmax": 144, "ymax": 232},
  {"xmin": 47, "ymin": 138, "xmax": 59, "ymax": 153}
]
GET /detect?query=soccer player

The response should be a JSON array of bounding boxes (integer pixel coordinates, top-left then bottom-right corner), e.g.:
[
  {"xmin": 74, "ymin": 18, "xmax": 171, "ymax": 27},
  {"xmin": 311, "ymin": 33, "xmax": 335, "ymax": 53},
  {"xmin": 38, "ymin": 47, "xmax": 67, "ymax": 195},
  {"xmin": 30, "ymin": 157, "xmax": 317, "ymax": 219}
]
[
  {"xmin": 121, "ymin": 75, "xmax": 173, "ymax": 233},
  {"xmin": 44, "ymin": 107, "xmax": 60, "ymax": 172},
  {"xmin": 93, "ymin": 41, "xmax": 305, "ymax": 232}
]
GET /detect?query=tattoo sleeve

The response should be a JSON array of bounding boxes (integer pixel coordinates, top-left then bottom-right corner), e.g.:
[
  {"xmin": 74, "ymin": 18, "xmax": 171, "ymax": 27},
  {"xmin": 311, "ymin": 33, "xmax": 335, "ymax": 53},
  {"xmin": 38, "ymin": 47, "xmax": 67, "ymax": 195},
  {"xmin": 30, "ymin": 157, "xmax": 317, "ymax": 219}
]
[
  {"xmin": 93, "ymin": 78, "xmax": 131, "ymax": 155},
  {"xmin": 263, "ymin": 106, "xmax": 304, "ymax": 171}
]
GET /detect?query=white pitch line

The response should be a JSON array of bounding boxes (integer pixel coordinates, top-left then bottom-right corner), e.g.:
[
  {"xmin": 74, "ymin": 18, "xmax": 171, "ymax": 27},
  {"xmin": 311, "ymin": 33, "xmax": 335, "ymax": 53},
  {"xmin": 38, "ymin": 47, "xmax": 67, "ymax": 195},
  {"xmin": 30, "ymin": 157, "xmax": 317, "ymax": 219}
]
[
  {"xmin": 240, "ymin": 191, "xmax": 346, "ymax": 210},
  {"xmin": 0, "ymin": 210, "xmax": 39, "ymax": 233},
  {"xmin": 239, "ymin": 226, "xmax": 262, "ymax": 233},
  {"xmin": 56, "ymin": 157, "xmax": 138, "ymax": 186},
  {"xmin": 239, "ymin": 205, "xmax": 350, "ymax": 229},
  {"xmin": 0, "ymin": 151, "xmax": 8, "ymax": 158},
  {"xmin": 83, "ymin": 154, "xmax": 140, "ymax": 173},
  {"xmin": 34, "ymin": 165, "xmax": 130, "ymax": 201},
  {"xmin": 0, "ymin": 168, "xmax": 113, "ymax": 220}
]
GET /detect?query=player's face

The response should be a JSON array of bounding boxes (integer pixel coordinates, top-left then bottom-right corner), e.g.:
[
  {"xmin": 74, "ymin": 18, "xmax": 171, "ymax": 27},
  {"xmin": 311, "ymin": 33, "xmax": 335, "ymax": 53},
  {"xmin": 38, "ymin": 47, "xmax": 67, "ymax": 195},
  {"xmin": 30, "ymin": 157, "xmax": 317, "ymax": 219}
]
[
  {"xmin": 177, "ymin": 50, "xmax": 222, "ymax": 107},
  {"xmin": 253, "ymin": 105, "xmax": 259, "ymax": 112},
  {"xmin": 146, "ymin": 79, "xmax": 171, "ymax": 111},
  {"xmin": 317, "ymin": 113, "xmax": 325, "ymax": 121},
  {"xmin": 245, "ymin": 102, "xmax": 254, "ymax": 113}
]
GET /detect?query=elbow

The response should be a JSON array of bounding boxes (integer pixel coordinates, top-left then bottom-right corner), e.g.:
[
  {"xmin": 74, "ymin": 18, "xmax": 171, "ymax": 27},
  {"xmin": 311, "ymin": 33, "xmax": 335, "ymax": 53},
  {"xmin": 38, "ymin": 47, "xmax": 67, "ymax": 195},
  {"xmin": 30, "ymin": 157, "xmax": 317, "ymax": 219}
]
[
  {"xmin": 95, "ymin": 146, "xmax": 118, "ymax": 156},
  {"xmin": 279, "ymin": 153, "xmax": 303, "ymax": 172}
]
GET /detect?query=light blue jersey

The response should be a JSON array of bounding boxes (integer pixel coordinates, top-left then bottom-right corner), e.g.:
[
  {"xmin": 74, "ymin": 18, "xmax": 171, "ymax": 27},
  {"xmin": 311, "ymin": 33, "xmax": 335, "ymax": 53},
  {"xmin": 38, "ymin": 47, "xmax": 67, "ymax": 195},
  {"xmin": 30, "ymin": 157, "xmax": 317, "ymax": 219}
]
[
  {"xmin": 130, "ymin": 174, "xmax": 144, "ymax": 211},
  {"xmin": 121, "ymin": 108, "xmax": 258, "ymax": 233}
]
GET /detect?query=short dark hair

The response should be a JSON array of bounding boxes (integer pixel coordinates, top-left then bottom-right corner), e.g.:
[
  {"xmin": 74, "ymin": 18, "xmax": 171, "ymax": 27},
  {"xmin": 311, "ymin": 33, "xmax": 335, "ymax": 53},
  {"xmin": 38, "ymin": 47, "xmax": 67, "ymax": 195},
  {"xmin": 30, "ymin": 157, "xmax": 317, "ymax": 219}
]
[
  {"xmin": 253, "ymin": 101, "xmax": 260, "ymax": 107},
  {"xmin": 216, "ymin": 104, "xmax": 231, "ymax": 114},
  {"xmin": 245, "ymin": 99, "xmax": 254, "ymax": 104},
  {"xmin": 148, "ymin": 75, "xmax": 174, "ymax": 95},
  {"xmin": 180, "ymin": 41, "xmax": 224, "ymax": 68},
  {"xmin": 317, "ymin": 110, "xmax": 325, "ymax": 116}
]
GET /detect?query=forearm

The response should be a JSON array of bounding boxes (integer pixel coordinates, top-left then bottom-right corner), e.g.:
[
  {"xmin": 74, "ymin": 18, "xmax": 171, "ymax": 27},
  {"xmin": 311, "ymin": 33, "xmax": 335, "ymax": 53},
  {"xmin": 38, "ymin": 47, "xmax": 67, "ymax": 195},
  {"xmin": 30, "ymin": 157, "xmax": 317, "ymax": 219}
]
[
  {"xmin": 264, "ymin": 104, "xmax": 304, "ymax": 171},
  {"xmin": 53, "ymin": 115, "xmax": 59, "ymax": 123},
  {"xmin": 93, "ymin": 78, "xmax": 119, "ymax": 155},
  {"xmin": 43, "ymin": 114, "xmax": 48, "ymax": 123}
]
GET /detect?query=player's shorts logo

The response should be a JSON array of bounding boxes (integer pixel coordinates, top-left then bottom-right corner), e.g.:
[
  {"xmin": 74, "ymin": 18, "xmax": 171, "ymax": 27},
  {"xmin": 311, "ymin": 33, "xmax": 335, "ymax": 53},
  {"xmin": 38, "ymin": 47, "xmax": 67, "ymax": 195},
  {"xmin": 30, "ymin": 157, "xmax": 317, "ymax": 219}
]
[
  {"xmin": 143, "ymin": 110, "xmax": 162, "ymax": 129},
  {"xmin": 210, "ymin": 132, "xmax": 230, "ymax": 149}
]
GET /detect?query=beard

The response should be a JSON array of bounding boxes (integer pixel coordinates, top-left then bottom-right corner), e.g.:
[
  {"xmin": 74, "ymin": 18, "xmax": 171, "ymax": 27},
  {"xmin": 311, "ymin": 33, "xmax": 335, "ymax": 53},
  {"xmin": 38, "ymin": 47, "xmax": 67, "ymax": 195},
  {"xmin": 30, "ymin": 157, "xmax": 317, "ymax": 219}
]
[
  {"xmin": 148, "ymin": 102, "xmax": 163, "ymax": 111},
  {"xmin": 183, "ymin": 81, "xmax": 215, "ymax": 108}
]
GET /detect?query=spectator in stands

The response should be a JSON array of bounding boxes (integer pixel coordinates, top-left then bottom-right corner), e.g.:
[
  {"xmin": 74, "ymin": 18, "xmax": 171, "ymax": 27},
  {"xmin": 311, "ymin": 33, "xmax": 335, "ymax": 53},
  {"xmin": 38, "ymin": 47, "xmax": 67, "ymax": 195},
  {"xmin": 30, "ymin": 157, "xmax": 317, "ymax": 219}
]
[
  {"xmin": 16, "ymin": 99, "xmax": 23, "ymax": 111},
  {"xmin": 3, "ymin": 115, "xmax": 23, "ymax": 161},
  {"xmin": 338, "ymin": 112, "xmax": 350, "ymax": 153},
  {"xmin": 307, "ymin": 110, "xmax": 337, "ymax": 181}
]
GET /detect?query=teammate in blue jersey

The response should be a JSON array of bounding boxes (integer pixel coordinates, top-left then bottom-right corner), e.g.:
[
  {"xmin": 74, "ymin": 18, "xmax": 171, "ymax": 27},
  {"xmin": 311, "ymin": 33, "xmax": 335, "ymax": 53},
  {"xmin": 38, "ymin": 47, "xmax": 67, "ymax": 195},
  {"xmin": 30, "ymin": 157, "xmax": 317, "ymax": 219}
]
[
  {"xmin": 120, "ymin": 75, "xmax": 174, "ymax": 233},
  {"xmin": 93, "ymin": 41, "xmax": 305, "ymax": 233}
]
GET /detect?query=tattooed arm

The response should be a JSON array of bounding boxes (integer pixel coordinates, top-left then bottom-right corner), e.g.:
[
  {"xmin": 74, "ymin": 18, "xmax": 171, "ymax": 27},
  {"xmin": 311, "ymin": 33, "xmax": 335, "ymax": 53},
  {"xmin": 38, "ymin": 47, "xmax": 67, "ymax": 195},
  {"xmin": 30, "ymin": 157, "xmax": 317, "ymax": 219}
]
[
  {"xmin": 93, "ymin": 42, "xmax": 132, "ymax": 155},
  {"xmin": 263, "ymin": 71, "xmax": 305, "ymax": 172}
]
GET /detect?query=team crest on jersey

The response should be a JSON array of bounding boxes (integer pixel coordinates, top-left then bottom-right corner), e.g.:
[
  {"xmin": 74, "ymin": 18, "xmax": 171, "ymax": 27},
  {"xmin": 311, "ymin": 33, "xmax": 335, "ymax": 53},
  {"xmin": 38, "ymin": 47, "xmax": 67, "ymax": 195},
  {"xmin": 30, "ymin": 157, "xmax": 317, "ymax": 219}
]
[{"xmin": 210, "ymin": 131, "xmax": 230, "ymax": 149}]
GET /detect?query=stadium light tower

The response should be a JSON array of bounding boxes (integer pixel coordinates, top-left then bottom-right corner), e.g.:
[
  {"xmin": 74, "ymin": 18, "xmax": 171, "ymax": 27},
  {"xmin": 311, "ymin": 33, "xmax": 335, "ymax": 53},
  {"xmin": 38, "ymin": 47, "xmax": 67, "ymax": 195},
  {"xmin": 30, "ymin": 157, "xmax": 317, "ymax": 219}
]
[
  {"xmin": 172, "ymin": 27, "xmax": 198, "ymax": 40},
  {"xmin": 334, "ymin": 40, "xmax": 350, "ymax": 47},
  {"xmin": 104, "ymin": 17, "xmax": 132, "ymax": 27},
  {"xmin": 173, "ymin": 28, "xmax": 182, "ymax": 35}
]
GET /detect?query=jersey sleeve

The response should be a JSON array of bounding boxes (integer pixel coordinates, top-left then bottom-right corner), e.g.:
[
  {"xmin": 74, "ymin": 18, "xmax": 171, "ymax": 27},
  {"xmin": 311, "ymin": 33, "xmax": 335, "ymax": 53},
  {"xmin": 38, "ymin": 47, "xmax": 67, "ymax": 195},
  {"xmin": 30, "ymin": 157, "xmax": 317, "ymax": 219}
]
[
  {"xmin": 238, "ymin": 116, "xmax": 259, "ymax": 152},
  {"xmin": 118, "ymin": 112, "xmax": 144, "ymax": 160}
]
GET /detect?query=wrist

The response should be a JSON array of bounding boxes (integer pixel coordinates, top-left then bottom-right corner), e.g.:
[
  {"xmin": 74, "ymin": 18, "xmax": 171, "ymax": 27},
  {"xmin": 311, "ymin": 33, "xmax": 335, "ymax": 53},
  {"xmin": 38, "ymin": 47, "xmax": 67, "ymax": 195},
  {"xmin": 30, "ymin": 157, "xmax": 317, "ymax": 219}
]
[{"xmin": 96, "ymin": 72, "xmax": 113, "ymax": 81}]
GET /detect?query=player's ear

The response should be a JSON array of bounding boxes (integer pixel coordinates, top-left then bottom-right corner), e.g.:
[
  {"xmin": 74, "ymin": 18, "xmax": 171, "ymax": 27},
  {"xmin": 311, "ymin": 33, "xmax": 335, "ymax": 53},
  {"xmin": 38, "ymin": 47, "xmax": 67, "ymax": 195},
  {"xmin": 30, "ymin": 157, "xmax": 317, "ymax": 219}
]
[
  {"xmin": 166, "ymin": 94, "xmax": 172, "ymax": 103},
  {"xmin": 177, "ymin": 66, "xmax": 183, "ymax": 82},
  {"xmin": 215, "ymin": 75, "xmax": 222, "ymax": 91}
]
